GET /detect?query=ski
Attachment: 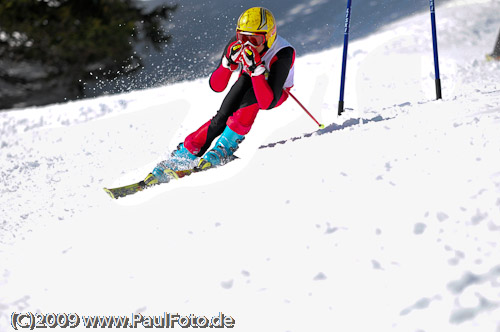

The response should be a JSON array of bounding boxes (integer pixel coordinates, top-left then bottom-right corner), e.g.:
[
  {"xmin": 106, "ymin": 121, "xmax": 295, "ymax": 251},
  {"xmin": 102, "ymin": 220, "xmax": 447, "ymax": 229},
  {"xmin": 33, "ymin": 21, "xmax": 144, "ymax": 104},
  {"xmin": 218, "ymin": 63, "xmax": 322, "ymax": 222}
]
[
  {"xmin": 104, "ymin": 156, "xmax": 239, "ymax": 199},
  {"xmin": 103, "ymin": 168, "xmax": 195, "ymax": 199}
]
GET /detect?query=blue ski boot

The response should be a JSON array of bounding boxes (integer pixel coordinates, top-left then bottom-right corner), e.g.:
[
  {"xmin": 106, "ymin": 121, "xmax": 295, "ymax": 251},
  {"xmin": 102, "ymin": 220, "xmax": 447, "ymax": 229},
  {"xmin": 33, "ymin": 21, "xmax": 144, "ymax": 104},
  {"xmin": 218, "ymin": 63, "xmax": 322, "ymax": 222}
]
[
  {"xmin": 152, "ymin": 143, "xmax": 197, "ymax": 183},
  {"xmin": 197, "ymin": 126, "xmax": 245, "ymax": 170}
]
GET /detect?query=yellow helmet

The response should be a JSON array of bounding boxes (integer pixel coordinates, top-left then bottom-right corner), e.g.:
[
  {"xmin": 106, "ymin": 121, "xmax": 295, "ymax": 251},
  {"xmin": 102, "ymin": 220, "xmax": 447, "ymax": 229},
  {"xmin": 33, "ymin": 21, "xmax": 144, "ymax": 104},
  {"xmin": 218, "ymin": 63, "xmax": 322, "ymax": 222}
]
[{"xmin": 236, "ymin": 7, "xmax": 277, "ymax": 48}]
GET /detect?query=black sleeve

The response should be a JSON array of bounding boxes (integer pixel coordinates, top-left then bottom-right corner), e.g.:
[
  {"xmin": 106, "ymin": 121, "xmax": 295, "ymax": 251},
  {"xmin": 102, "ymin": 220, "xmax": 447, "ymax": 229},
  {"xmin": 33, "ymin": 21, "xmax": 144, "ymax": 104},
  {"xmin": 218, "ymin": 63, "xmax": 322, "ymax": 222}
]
[{"xmin": 266, "ymin": 46, "xmax": 294, "ymax": 109}]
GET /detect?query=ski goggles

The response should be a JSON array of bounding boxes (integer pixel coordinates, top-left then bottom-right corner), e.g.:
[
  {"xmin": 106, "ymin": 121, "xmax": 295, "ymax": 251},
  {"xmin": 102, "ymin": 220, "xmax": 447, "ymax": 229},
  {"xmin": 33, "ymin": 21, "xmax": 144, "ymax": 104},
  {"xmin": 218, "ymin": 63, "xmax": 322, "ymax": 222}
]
[{"xmin": 236, "ymin": 31, "xmax": 266, "ymax": 47}]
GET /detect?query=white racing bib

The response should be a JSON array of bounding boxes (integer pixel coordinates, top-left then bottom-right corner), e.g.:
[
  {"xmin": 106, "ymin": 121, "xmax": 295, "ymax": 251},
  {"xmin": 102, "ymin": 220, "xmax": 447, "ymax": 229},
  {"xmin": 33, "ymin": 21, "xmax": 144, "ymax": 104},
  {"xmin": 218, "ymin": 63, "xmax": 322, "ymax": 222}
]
[{"xmin": 261, "ymin": 35, "xmax": 295, "ymax": 88}]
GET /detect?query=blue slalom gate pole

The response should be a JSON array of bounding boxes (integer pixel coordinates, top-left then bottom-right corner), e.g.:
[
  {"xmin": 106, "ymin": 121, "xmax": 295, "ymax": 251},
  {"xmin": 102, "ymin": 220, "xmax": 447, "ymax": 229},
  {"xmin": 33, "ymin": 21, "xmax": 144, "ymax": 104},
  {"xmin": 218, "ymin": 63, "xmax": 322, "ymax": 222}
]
[
  {"xmin": 338, "ymin": 0, "xmax": 352, "ymax": 116},
  {"xmin": 429, "ymin": 0, "xmax": 442, "ymax": 99}
]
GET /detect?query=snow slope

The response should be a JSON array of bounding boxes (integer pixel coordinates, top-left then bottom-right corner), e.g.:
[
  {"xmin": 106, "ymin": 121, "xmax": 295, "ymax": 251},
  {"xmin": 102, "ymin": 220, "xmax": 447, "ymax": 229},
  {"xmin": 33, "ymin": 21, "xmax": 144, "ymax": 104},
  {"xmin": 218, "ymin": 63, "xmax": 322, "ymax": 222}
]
[{"xmin": 1, "ymin": 0, "xmax": 500, "ymax": 331}]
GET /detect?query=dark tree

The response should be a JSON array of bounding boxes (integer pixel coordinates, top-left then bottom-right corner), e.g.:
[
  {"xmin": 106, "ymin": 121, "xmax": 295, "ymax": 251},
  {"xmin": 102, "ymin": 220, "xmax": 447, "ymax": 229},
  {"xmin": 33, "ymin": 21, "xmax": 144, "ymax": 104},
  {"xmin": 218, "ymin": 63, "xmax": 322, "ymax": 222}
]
[{"xmin": 0, "ymin": 0, "xmax": 176, "ymax": 109}]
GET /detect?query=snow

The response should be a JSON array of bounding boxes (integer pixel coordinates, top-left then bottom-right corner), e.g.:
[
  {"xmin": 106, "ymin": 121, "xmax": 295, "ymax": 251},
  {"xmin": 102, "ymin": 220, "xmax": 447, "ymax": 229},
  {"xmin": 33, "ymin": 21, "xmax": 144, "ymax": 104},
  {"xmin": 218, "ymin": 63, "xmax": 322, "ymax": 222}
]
[{"xmin": 1, "ymin": 0, "xmax": 500, "ymax": 331}]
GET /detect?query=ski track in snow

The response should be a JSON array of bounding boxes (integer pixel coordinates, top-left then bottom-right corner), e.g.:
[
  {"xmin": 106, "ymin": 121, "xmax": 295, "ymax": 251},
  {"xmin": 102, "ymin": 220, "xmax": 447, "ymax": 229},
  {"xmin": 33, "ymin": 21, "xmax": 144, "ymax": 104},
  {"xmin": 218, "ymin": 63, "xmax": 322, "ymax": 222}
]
[{"xmin": 1, "ymin": 1, "xmax": 500, "ymax": 331}]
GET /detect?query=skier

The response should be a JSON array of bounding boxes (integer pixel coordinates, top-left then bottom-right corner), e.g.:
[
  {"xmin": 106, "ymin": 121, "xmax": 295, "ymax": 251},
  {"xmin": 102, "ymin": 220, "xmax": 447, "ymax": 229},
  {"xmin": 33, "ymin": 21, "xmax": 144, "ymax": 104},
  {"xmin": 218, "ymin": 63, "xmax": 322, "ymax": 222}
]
[
  {"xmin": 486, "ymin": 27, "xmax": 500, "ymax": 61},
  {"xmin": 150, "ymin": 7, "xmax": 295, "ymax": 183}
]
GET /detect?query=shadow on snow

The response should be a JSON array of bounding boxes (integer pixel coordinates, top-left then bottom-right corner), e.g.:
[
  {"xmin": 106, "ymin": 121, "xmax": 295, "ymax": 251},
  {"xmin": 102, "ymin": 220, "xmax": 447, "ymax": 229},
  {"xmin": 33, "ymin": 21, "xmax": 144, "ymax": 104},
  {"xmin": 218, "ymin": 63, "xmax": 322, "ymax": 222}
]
[{"xmin": 259, "ymin": 114, "xmax": 391, "ymax": 150}]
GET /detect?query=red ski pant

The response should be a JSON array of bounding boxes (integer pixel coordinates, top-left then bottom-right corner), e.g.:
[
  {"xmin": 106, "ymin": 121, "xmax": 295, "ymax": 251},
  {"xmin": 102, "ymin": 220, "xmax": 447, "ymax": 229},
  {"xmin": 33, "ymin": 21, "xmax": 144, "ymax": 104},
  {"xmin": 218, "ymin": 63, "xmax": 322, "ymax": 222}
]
[{"xmin": 184, "ymin": 75, "xmax": 289, "ymax": 157}]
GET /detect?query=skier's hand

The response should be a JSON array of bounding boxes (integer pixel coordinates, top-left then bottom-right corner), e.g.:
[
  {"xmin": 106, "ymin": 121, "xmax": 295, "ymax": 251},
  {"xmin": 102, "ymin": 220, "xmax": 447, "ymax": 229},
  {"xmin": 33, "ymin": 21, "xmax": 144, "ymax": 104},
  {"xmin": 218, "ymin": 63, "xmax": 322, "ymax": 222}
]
[
  {"xmin": 222, "ymin": 41, "xmax": 243, "ymax": 71},
  {"xmin": 241, "ymin": 45, "xmax": 266, "ymax": 77}
]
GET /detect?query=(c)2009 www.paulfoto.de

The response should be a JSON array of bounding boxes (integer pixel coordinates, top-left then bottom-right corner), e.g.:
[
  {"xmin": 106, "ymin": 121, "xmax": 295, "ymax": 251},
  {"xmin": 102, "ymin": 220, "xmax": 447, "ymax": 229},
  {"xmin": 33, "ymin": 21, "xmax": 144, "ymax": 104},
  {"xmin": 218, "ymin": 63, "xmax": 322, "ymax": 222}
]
[{"xmin": 11, "ymin": 311, "xmax": 236, "ymax": 329}]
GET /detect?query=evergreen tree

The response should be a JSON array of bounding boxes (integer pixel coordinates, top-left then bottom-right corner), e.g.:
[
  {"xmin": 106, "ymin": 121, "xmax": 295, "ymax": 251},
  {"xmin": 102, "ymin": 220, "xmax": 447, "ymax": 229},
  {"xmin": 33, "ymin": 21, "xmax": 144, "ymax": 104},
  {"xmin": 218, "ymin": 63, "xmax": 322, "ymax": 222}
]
[{"xmin": 0, "ymin": 0, "xmax": 176, "ymax": 109}]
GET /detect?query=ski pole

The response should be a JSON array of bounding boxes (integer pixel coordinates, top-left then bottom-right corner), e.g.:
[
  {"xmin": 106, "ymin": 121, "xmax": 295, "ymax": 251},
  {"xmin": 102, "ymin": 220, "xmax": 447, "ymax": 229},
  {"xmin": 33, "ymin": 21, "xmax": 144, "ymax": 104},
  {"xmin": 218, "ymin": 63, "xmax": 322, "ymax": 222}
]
[
  {"xmin": 338, "ymin": 0, "xmax": 353, "ymax": 115},
  {"xmin": 285, "ymin": 90, "xmax": 325, "ymax": 129},
  {"xmin": 429, "ymin": 0, "xmax": 442, "ymax": 99}
]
